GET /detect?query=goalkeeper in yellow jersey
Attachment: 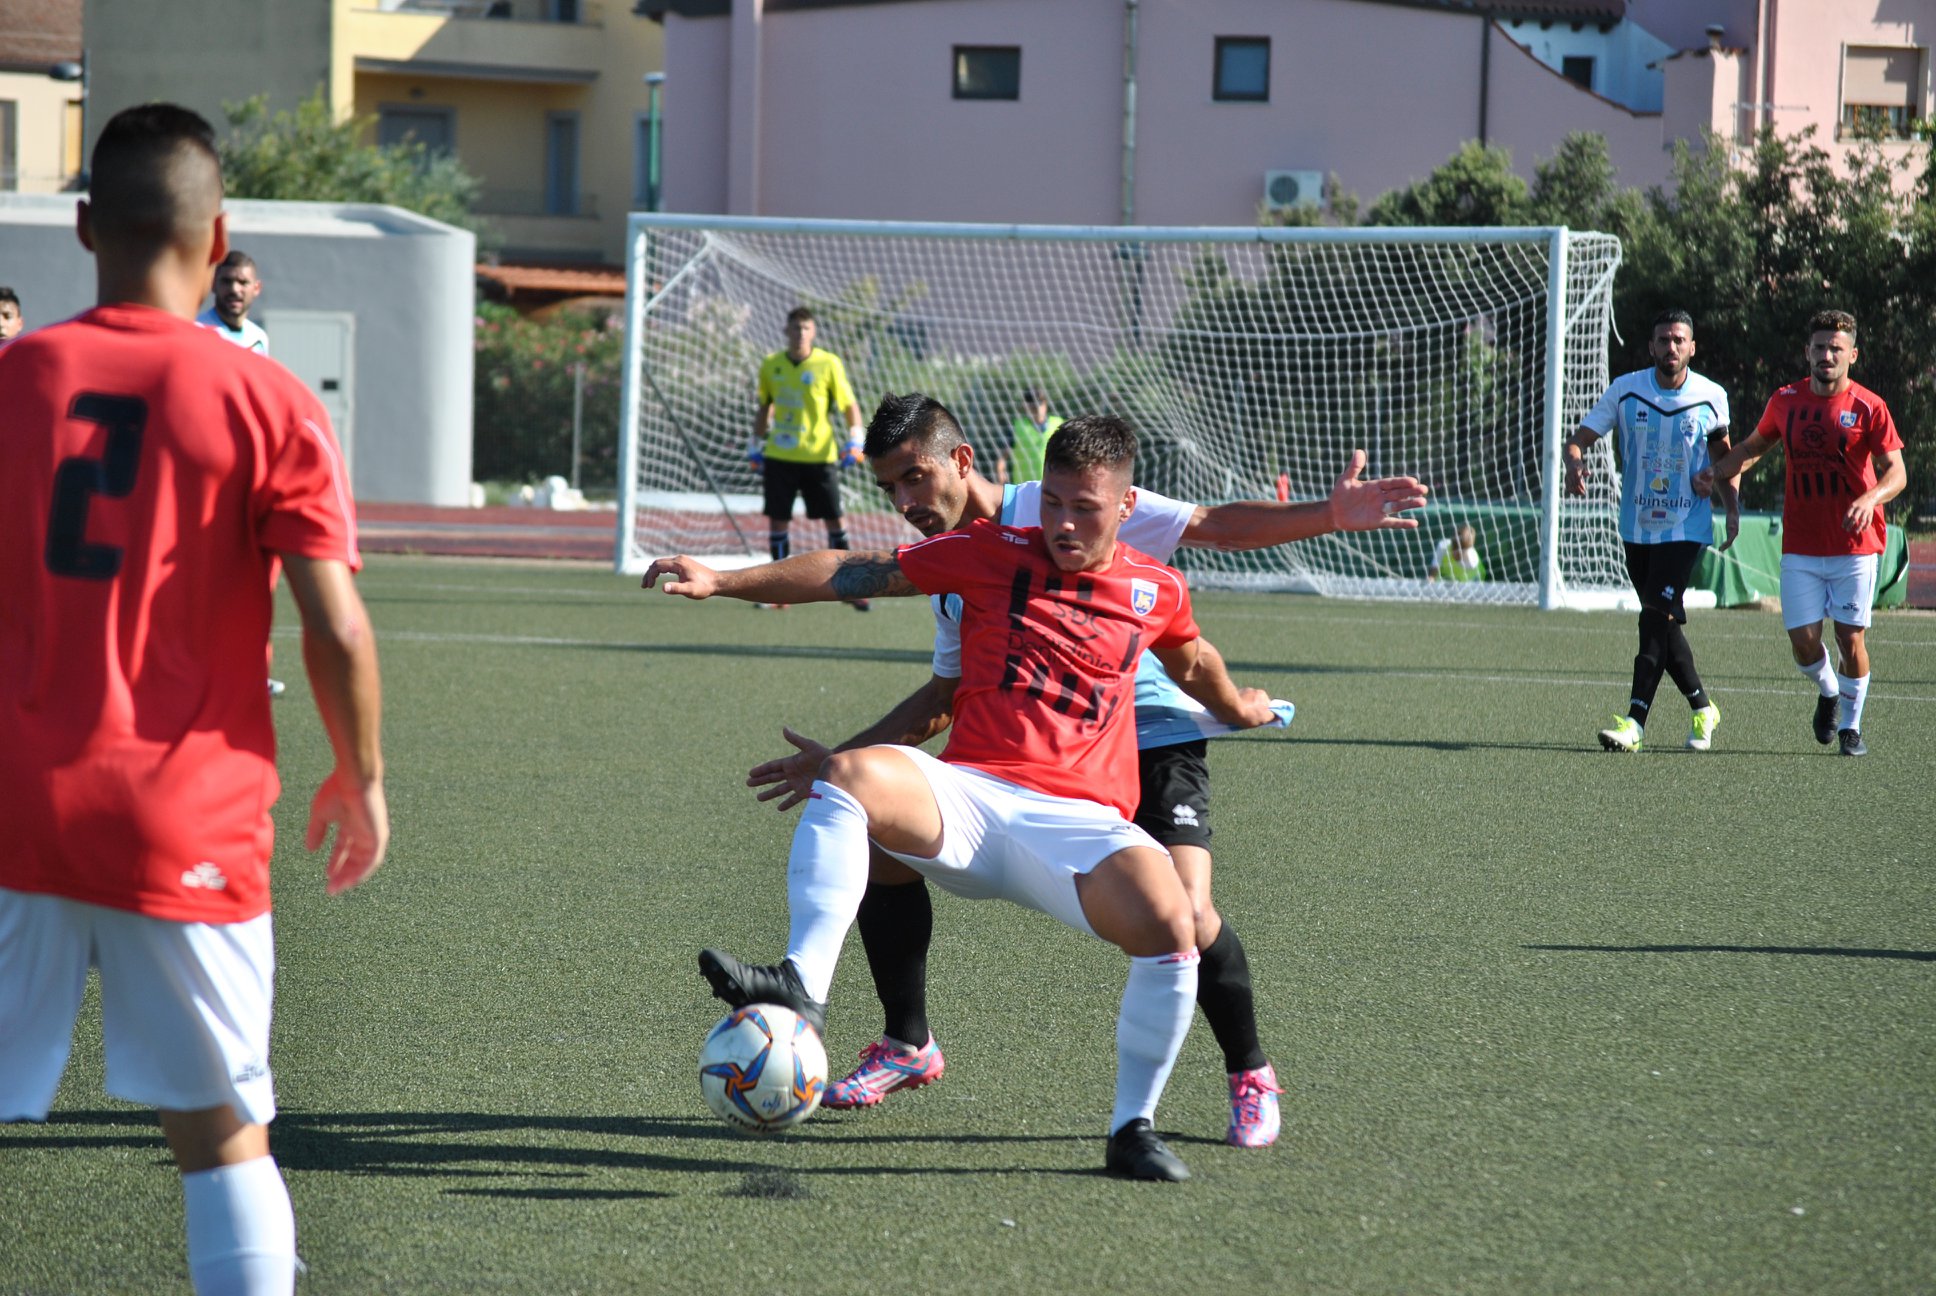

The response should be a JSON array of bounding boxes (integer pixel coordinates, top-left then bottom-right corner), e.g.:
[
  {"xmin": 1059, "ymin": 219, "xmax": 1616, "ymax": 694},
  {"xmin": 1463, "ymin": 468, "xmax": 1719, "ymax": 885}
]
[{"xmin": 750, "ymin": 306, "xmax": 869, "ymax": 608}]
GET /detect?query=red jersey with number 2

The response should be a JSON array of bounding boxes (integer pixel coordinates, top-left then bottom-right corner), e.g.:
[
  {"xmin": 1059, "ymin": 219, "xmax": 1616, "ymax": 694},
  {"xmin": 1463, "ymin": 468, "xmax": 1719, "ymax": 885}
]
[
  {"xmin": 895, "ymin": 519, "xmax": 1200, "ymax": 819},
  {"xmin": 0, "ymin": 305, "xmax": 359, "ymax": 923},
  {"xmin": 1754, "ymin": 380, "xmax": 1903, "ymax": 557}
]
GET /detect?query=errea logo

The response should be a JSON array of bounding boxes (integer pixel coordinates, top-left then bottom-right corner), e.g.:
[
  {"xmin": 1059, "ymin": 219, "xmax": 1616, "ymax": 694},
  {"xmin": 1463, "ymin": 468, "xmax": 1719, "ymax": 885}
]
[
  {"xmin": 999, "ymin": 531, "xmax": 1029, "ymax": 545},
  {"xmin": 181, "ymin": 863, "xmax": 228, "ymax": 891}
]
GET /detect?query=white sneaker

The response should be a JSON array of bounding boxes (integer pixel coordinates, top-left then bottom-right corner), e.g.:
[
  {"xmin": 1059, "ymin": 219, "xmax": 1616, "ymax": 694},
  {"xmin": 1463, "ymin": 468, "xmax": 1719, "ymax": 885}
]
[
  {"xmin": 1686, "ymin": 703, "xmax": 1720, "ymax": 751},
  {"xmin": 1597, "ymin": 716, "xmax": 1642, "ymax": 752}
]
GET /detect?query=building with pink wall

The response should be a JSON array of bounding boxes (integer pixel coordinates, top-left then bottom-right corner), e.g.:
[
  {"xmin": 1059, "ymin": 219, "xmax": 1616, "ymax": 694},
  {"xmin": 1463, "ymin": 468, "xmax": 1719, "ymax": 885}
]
[{"xmin": 650, "ymin": 0, "xmax": 1934, "ymax": 225}]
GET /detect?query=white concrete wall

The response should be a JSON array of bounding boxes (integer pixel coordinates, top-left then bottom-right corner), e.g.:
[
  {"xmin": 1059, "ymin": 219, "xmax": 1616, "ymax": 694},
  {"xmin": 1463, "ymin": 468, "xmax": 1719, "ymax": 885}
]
[{"xmin": 0, "ymin": 194, "xmax": 474, "ymax": 506}]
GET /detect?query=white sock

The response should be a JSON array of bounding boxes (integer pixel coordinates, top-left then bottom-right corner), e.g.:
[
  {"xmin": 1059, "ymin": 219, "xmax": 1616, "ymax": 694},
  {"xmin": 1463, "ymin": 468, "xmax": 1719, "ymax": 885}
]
[
  {"xmin": 1797, "ymin": 651, "xmax": 1838, "ymax": 699},
  {"xmin": 182, "ymin": 1156, "xmax": 296, "ymax": 1296},
  {"xmin": 1840, "ymin": 673, "xmax": 1870, "ymax": 733},
  {"xmin": 1109, "ymin": 950, "xmax": 1199, "ymax": 1135},
  {"xmin": 782, "ymin": 781, "xmax": 871, "ymax": 1003}
]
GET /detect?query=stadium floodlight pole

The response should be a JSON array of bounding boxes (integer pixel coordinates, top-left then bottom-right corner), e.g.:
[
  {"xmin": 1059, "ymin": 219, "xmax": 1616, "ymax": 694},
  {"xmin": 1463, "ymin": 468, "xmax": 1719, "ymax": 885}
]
[{"xmin": 1537, "ymin": 225, "xmax": 1570, "ymax": 611}]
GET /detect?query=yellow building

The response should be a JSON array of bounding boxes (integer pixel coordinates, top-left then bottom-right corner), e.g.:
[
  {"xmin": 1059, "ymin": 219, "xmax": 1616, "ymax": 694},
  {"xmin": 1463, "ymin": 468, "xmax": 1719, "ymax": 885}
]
[
  {"xmin": 84, "ymin": 0, "xmax": 664, "ymax": 266},
  {"xmin": 0, "ymin": 0, "xmax": 85, "ymax": 195}
]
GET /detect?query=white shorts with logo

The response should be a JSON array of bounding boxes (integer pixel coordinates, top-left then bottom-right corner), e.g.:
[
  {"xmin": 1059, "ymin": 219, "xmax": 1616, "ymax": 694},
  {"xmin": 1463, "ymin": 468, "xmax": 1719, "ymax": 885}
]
[
  {"xmin": 0, "ymin": 888, "xmax": 276, "ymax": 1126},
  {"xmin": 881, "ymin": 747, "xmax": 1164, "ymax": 937},
  {"xmin": 1780, "ymin": 552, "xmax": 1879, "ymax": 630}
]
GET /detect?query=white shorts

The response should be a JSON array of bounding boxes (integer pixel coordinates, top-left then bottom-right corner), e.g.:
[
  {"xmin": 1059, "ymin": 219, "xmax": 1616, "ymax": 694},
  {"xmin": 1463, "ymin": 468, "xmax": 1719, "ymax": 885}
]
[
  {"xmin": 880, "ymin": 747, "xmax": 1164, "ymax": 937},
  {"xmin": 1780, "ymin": 553, "xmax": 1879, "ymax": 630},
  {"xmin": 0, "ymin": 888, "xmax": 277, "ymax": 1126}
]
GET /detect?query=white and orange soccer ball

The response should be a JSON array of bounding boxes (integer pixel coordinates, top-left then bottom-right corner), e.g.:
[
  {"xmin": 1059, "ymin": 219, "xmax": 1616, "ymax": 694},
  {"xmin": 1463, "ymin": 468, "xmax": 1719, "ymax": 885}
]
[{"xmin": 698, "ymin": 1004, "xmax": 828, "ymax": 1134}]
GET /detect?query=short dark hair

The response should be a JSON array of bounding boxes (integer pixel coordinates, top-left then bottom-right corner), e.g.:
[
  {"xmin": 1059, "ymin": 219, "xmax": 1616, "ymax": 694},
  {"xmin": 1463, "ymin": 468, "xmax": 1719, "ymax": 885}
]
[
  {"xmin": 87, "ymin": 103, "xmax": 223, "ymax": 248},
  {"xmin": 864, "ymin": 392, "xmax": 966, "ymax": 461},
  {"xmin": 1808, "ymin": 309, "xmax": 1857, "ymax": 342},
  {"xmin": 1652, "ymin": 309, "xmax": 1693, "ymax": 333},
  {"xmin": 785, "ymin": 306, "xmax": 815, "ymax": 327},
  {"xmin": 1043, "ymin": 414, "xmax": 1136, "ymax": 478},
  {"xmin": 1021, "ymin": 386, "xmax": 1042, "ymax": 404},
  {"xmin": 0, "ymin": 286, "xmax": 18, "ymax": 310},
  {"xmin": 218, "ymin": 249, "xmax": 258, "ymax": 275}
]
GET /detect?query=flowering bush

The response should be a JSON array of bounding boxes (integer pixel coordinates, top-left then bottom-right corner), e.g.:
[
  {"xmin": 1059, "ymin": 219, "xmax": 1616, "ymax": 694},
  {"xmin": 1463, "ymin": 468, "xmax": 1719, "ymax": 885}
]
[{"xmin": 472, "ymin": 302, "xmax": 625, "ymax": 488}]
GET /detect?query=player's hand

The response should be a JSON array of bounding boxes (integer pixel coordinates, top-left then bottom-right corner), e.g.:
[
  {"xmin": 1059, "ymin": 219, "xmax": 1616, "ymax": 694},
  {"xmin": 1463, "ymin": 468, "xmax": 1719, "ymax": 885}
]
[
  {"xmin": 1566, "ymin": 458, "xmax": 1590, "ymax": 498},
  {"xmin": 307, "ymin": 771, "xmax": 388, "ymax": 895},
  {"xmin": 1227, "ymin": 687, "xmax": 1279, "ymax": 730},
  {"xmin": 747, "ymin": 727, "xmax": 832, "ymax": 812},
  {"xmin": 1719, "ymin": 496, "xmax": 1741, "ymax": 552},
  {"xmin": 840, "ymin": 440, "xmax": 866, "ymax": 468},
  {"xmin": 642, "ymin": 555, "xmax": 722, "ymax": 598},
  {"xmin": 746, "ymin": 445, "xmax": 765, "ymax": 471},
  {"xmin": 1691, "ymin": 467, "xmax": 1715, "ymax": 498},
  {"xmin": 1328, "ymin": 449, "xmax": 1428, "ymax": 531},
  {"xmin": 1844, "ymin": 496, "xmax": 1878, "ymax": 535}
]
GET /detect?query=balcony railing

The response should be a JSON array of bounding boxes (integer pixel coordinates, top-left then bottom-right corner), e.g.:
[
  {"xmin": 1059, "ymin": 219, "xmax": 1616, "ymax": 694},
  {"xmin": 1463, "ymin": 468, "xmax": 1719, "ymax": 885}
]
[
  {"xmin": 375, "ymin": 0, "xmax": 603, "ymax": 23},
  {"xmin": 476, "ymin": 188, "xmax": 601, "ymax": 219}
]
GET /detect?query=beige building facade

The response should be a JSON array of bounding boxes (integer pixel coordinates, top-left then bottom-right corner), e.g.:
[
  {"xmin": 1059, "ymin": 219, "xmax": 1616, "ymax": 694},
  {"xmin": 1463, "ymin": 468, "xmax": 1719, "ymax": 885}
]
[
  {"xmin": 0, "ymin": 0, "xmax": 84, "ymax": 196},
  {"xmin": 83, "ymin": 0, "xmax": 664, "ymax": 264}
]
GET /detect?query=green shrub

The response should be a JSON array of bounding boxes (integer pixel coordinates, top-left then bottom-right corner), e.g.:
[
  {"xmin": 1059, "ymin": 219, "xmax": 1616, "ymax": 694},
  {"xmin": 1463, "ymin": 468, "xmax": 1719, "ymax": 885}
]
[{"xmin": 472, "ymin": 302, "xmax": 625, "ymax": 488}]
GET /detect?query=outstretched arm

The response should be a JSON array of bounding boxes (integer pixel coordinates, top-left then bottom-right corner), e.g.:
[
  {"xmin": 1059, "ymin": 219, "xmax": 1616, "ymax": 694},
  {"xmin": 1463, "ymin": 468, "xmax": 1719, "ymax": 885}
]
[
  {"xmin": 1695, "ymin": 428, "xmax": 1779, "ymax": 498},
  {"xmin": 644, "ymin": 549, "xmax": 922, "ymax": 604},
  {"xmin": 748, "ymin": 674, "xmax": 960, "ymax": 811},
  {"xmin": 1149, "ymin": 636, "xmax": 1276, "ymax": 729},
  {"xmin": 1179, "ymin": 449, "xmax": 1428, "ymax": 551}
]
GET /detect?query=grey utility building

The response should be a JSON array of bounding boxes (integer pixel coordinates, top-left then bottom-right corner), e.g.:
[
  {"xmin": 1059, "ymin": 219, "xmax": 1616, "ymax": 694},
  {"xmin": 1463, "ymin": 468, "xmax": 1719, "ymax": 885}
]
[{"xmin": 0, "ymin": 194, "xmax": 474, "ymax": 506}]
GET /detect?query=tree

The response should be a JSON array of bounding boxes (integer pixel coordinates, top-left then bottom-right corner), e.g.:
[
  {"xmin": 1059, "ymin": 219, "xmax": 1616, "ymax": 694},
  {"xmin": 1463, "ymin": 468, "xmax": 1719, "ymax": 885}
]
[
  {"xmin": 1367, "ymin": 141, "xmax": 1531, "ymax": 227},
  {"xmin": 1358, "ymin": 129, "xmax": 1935, "ymax": 515},
  {"xmin": 1618, "ymin": 128, "xmax": 1936, "ymax": 511},
  {"xmin": 219, "ymin": 89, "xmax": 490, "ymax": 243}
]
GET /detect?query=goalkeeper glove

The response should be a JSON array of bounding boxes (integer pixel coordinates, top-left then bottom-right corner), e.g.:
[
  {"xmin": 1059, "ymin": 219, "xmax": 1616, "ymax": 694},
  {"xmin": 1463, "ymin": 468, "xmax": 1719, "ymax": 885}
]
[
  {"xmin": 840, "ymin": 437, "xmax": 865, "ymax": 468},
  {"xmin": 746, "ymin": 441, "xmax": 765, "ymax": 470}
]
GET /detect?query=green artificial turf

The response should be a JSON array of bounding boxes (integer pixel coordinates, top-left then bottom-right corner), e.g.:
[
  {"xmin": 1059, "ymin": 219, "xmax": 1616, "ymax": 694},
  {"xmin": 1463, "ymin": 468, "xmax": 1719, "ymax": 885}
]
[{"xmin": 4, "ymin": 557, "xmax": 1932, "ymax": 1294}]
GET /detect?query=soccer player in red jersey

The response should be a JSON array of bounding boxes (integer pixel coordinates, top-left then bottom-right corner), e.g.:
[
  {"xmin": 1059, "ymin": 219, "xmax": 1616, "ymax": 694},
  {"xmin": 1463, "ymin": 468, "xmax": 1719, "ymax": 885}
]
[
  {"xmin": 647, "ymin": 417, "xmax": 1278, "ymax": 1180},
  {"xmin": 0, "ymin": 104, "xmax": 387, "ymax": 1294},
  {"xmin": 1697, "ymin": 310, "xmax": 1907, "ymax": 756}
]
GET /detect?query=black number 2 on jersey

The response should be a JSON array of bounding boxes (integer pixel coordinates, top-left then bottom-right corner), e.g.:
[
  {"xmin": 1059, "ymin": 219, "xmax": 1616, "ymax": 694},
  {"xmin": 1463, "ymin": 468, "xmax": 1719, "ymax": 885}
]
[{"xmin": 45, "ymin": 393, "xmax": 147, "ymax": 580}]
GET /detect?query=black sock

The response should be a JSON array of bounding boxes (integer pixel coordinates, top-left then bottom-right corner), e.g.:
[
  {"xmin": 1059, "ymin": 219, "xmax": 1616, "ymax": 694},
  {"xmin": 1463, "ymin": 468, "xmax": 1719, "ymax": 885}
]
[
  {"xmin": 826, "ymin": 526, "xmax": 851, "ymax": 551},
  {"xmin": 1198, "ymin": 922, "xmax": 1266, "ymax": 1074},
  {"xmin": 1629, "ymin": 610, "xmax": 1669, "ymax": 724},
  {"xmin": 1656, "ymin": 618, "xmax": 1708, "ymax": 709},
  {"xmin": 767, "ymin": 530, "xmax": 790, "ymax": 563},
  {"xmin": 856, "ymin": 877, "xmax": 932, "ymax": 1046}
]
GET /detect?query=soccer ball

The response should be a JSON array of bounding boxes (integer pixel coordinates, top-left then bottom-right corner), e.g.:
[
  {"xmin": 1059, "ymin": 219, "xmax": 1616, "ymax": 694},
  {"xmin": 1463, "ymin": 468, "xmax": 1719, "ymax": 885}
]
[{"xmin": 698, "ymin": 1004, "xmax": 828, "ymax": 1134}]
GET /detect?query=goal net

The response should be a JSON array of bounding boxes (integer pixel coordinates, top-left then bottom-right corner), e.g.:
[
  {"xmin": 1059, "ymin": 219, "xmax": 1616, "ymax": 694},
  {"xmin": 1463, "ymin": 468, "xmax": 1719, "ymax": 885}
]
[{"xmin": 617, "ymin": 216, "xmax": 1626, "ymax": 608}]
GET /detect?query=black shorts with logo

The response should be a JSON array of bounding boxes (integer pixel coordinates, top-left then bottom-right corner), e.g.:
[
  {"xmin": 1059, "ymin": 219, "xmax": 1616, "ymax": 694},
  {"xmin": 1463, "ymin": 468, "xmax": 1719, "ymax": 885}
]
[
  {"xmin": 762, "ymin": 458, "xmax": 844, "ymax": 521},
  {"xmin": 1133, "ymin": 739, "xmax": 1212, "ymax": 850},
  {"xmin": 1624, "ymin": 540, "xmax": 1705, "ymax": 624}
]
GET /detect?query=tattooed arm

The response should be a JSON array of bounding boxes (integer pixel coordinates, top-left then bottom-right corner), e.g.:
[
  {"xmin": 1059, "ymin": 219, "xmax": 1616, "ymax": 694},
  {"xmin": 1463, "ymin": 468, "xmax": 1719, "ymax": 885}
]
[{"xmin": 644, "ymin": 549, "xmax": 922, "ymax": 604}]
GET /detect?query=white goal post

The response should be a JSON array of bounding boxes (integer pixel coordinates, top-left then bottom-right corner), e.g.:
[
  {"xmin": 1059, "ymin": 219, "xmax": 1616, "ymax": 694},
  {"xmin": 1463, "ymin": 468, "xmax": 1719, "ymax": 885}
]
[{"xmin": 616, "ymin": 214, "xmax": 1630, "ymax": 609}]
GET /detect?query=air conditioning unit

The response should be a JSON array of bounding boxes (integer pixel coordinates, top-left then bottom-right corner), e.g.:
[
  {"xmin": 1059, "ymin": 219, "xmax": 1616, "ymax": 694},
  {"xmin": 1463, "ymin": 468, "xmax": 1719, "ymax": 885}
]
[{"xmin": 1264, "ymin": 169, "xmax": 1324, "ymax": 211}]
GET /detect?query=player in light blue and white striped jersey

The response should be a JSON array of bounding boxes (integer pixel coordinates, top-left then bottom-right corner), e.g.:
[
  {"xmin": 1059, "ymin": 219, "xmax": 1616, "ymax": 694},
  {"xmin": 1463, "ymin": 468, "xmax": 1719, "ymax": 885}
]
[
  {"xmin": 1564, "ymin": 310, "xmax": 1737, "ymax": 753},
  {"xmin": 742, "ymin": 393, "xmax": 1426, "ymax": 1147}
]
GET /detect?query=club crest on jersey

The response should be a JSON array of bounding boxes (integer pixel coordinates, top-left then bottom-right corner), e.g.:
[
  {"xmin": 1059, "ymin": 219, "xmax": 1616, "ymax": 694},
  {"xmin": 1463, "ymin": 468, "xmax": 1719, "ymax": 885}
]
[
  {"xmin": 1839, "ymin": 410, "xmax": 1858, "ymax": 428},
  {"xmin": 1130, "ymin": 579, "xmax": 1158, "ymax": 616}
]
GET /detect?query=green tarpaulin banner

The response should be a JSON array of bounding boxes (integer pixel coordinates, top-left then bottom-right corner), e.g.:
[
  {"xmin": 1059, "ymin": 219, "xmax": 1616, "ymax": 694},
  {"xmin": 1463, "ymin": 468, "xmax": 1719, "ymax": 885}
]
[{"xmin": 1694, "ymin": 513, "xmax": 1907, "ymax": 609}]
